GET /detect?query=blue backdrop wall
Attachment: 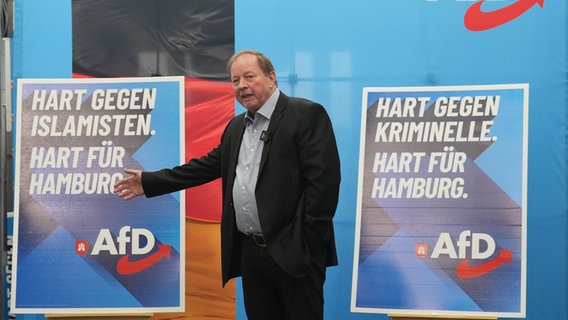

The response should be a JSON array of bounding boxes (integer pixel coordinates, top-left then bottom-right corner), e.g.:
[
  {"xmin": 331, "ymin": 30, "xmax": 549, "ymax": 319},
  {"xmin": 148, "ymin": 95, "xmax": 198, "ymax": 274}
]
[
  {"xmin": 10, "ymin": 0, "xmax": 567, "ymax": 319},
  {"xmin": 235, "ymin": 1, "xmax": 566, "ymax": 319}
]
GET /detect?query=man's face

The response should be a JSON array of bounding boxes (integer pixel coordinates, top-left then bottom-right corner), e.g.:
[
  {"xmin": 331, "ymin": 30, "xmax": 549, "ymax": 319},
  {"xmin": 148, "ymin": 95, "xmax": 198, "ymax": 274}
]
[{"xmin": 230, "ymin": 53, "xmax": 276, "ymax": 113}]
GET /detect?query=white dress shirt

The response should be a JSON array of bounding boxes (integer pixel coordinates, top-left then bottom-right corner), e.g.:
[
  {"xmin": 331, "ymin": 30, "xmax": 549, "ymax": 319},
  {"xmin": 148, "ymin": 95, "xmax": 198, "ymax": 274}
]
[{"xmin": 233, "ymin": 90, "xmax": 279, "ymax": 235}]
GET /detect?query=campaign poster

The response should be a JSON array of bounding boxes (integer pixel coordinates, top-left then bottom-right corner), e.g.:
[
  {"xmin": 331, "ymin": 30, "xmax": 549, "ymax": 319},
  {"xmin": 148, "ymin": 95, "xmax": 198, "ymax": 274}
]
[
  {"xmin": 351, "ymin": 84, "xmax": 527, "ymax": 318},
  {"xmin": 12, "ymin": 77, "xmax": 185, "ymax": 314},
  {"xmin": 3, "ymin": 211, "xmax": 14, "ymax": 320}
]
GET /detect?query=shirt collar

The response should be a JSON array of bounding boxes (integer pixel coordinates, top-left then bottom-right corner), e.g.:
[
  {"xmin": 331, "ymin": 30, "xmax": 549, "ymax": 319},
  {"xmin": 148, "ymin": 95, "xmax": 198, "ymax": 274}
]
[
  {"xmin": 244, "ymin": 90, "xmax": 280, "ymax": 125},
  {"xmin": 257, "ymin": 89, "xmax": 279, "ymax": 120}
]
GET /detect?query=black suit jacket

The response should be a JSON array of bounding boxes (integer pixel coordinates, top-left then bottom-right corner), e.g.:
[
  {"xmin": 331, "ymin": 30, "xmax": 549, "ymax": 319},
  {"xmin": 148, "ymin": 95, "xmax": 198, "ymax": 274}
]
[{"xmin": 142, "ymin": 92, "xmax": 341, "ymax": 285}]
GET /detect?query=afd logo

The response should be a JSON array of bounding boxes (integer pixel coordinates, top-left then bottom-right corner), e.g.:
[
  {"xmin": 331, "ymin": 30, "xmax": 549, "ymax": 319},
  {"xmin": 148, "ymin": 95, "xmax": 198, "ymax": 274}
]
[
  {"xmin": 416, "ymin": 230, "xmax": 512, "ymax": 279},
  {"xmin": 464, "ymin": 0, "xmax": 544, "ymax": 31},
  {"xmin": 75, "ymin": 226, "xmax": 172, "ymax": 275}
]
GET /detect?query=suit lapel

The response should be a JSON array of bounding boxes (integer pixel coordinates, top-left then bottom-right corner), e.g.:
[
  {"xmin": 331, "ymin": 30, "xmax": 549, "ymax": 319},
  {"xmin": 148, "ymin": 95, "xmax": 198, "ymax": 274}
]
[
  {"xmin": 227, "ymin": 114, "xmax": 246, "ymax": 186},
  {"xmin": 258, "ymin": 92, "xmax": 287, "ymax": 174}
]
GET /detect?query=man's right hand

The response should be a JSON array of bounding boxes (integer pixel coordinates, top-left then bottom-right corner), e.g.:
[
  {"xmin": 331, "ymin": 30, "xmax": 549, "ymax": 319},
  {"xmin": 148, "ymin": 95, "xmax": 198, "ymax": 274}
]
[{"xmin": 113, "ymin": 168, "xmax": 144, "ymax": 200}]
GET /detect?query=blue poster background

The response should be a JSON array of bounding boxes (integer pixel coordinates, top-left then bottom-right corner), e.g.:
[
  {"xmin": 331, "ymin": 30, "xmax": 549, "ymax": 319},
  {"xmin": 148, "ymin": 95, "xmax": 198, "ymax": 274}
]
[{"xmin": 12, "ymin": 78, "xmax": 185, "ymax": 313}]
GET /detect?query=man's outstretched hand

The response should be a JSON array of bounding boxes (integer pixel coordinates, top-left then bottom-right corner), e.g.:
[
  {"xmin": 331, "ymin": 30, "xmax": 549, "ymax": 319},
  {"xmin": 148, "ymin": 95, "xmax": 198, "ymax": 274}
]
[{"xmin": 113, "ymin": 168, "xmax": 144, "ymax": 200}]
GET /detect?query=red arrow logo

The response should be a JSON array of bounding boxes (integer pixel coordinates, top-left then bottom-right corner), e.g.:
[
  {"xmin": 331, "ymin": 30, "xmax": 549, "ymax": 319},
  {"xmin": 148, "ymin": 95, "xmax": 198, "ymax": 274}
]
[
  {"xmin": 464, "ymin": 0, "xmax": 544, "ymax": 31},
  {"xmin": 456, "ymin": 249, "xmax": 512, "ymax": 279},
  {"xmin": 116, "ymin": 244, "xmax": 172, "ymax": 275}
]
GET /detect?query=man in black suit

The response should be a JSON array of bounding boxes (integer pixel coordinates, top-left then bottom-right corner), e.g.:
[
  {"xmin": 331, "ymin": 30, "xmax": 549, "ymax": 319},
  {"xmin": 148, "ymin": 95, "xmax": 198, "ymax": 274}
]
[{"xmin": 113, "ymin": 49, "xmax": 341, "ymax": 320}]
